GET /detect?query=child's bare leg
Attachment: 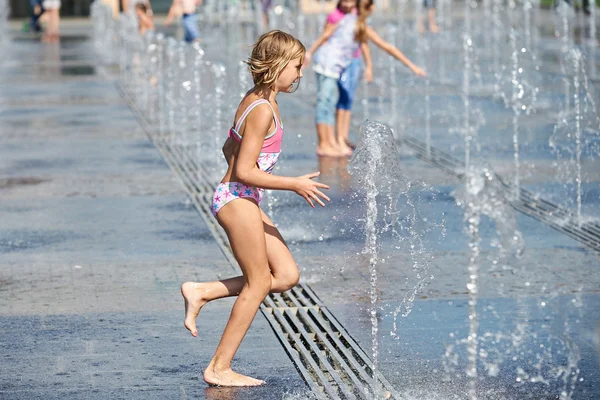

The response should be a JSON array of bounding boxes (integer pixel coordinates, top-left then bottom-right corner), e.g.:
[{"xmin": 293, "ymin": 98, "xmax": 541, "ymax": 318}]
[
  {"xmin": 335, "ymin": 109, "xmax": 353, "ymax": 155},
  {"xmin": 203, "ymin": 199, "xmax": 270, "ymax": 386},
  {"xmin": 182, "ymin": 210, "xmax": 299, "ymax": 336},
  {"xmin": 316, "ymin": 123, "xmax": 341, "ymax": 157},
  {"xmin": 428, "ymin": 8, "xmax": 439, "ymax": 33}
]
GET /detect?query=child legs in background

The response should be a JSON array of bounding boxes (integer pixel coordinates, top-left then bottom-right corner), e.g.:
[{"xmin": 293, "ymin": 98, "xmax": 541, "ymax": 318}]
[
  {"xmin": 182, "ymin": 13, "xmax": 200, "ymax": 43},
  {"xmin": 41, "ymin": 0, "xmax": 60, "ymax": 43},
  {"xmin": 336, "ymin": 58, "xmax": 362, "ymax": 154},
  {"xmin": 418, "ymin": 0, "xmax": 439, "ymax": 33},
  {"xmin": 29, "ymin": 0, "xmax": 44, "ymax": 32},
  {"xmin": 315, "ymin": 73, "xmax": 343, "ymax": 157}
]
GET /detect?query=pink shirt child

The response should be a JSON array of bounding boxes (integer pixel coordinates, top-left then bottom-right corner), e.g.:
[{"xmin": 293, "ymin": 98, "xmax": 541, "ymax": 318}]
[{"xmin": 327, "ymin": 8, "xmax": 362, "ymax": 59}]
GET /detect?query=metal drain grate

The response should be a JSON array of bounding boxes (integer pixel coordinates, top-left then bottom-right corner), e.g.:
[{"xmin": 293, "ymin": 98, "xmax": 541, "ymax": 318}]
[
  {"xmin": 118, "ymin": 84, "xmax": 400, "ymax": 399},
  {"xmin": 398, "ymin": 135, "xmax": 600, "ymax": 253}
]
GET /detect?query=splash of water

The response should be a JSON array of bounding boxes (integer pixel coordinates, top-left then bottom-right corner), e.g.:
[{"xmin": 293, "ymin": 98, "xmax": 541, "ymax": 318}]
[
  {"xmin": 348, "ymin": 120, "xmax": 405, "ymax": 397},
  {"xmin": 550, "ymin": 48, "xmax": 600, "ymax": 223}
]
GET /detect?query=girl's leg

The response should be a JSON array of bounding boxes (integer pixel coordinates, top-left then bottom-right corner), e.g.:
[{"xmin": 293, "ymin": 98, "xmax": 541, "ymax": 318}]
[
  {"xmin": 335, "ymin": 108, "xmax": 353, "ymax": 152},
  {"xmin": 315, "ymin": 73, "xmax": 342, "ymax": 157},
  {"xmin": 42, "ymin": 9, "xmax": 51, "ymax": 42},
  {"xmin": 428, "ymin": 8, "xmax": 439, "ymax": 33},
  {"xmin": 182, "ymin": 208, "xmax": 299, "ymax": 336},
  {"xmin": 53, "ymin": 9, "xmax": 60, "ymax": 41},
  {"xmin": 335, "ymin": 59, "xmax": 361, "ymax": 153},
  {"xmin": 316, "ymin": 123, "xmax": 339, "ymax": 157},
  {"xmin": 201, "ymin": 198, "xmax": 271, "ymax": 386}
]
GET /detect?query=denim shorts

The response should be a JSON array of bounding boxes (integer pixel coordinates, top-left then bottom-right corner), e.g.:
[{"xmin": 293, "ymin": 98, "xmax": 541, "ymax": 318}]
[
  {"xmin": 315, "ymin": 73, "xmax": 338, "ymax": 125},
  {"xmin": 182, "ymin": 13, "xmax": 200, "ymax": 43},
  {"xmin": 337, "ymin": 58, "xmax": 361, "ymax": 111}
]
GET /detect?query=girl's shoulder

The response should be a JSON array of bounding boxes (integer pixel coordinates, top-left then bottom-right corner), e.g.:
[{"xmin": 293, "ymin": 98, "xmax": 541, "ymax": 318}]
[
  {"xmin": 235, "ymin": 95, "xmax": 274, "ymax": 123},
  {"xmin": 238, "ymin": 94, "xmax": 272, "ymax": 110},
  {"xmin": 326, "ymin": 8, "xmax": 345, "ymax": 24}
]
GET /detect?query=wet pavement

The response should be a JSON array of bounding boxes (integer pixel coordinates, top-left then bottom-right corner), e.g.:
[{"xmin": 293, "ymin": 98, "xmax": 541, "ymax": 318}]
[{"xmin": 2, "ymin": 9, "xmax": 600, "ymax": 400}]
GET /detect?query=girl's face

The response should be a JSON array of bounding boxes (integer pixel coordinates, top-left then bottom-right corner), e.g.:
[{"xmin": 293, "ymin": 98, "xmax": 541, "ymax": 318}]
[
  {"xmin": 339, "ymin": 0, "xmax": 355, "ymax": 14},
  {"xmin": 277, "ymin": 56, "xmax": 303, "ymax": 93}
]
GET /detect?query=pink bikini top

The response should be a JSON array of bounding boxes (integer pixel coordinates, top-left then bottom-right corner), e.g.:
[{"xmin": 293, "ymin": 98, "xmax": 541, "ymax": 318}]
[
  {"xmin": 228, "ymin": 99, "xmax": 283, "ymax": 174},
  {"xmin": 228, "ymin": 99, "xmax": 283, "ymax": 153}
]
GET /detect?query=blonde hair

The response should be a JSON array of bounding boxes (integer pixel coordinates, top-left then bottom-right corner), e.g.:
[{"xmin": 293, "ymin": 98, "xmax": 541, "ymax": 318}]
[
  {"xmin": 355, "ymin": 0, "xmax": 374, "ymax": 43},
  {"xmin": 245, "ymin": 30, "xmax": 305, "ymax": 88}
]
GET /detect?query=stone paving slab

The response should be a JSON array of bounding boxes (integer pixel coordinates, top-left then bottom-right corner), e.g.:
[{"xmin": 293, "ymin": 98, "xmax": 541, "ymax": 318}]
[{"xmin": 0, "ymin": 308, "xmax": 305, "ymax": 399}]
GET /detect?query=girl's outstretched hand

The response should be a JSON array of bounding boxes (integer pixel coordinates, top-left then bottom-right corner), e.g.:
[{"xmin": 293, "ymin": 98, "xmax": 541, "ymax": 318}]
[
  {"xmin": 364, "ymin": 66, "xmax": 373, "ymax": 83},
  {"xmin": 412, "ymin": 66, "xmax": 427, "ymax": 77},
  {"xmin": 294, "ymin": 172, "xmax": 330, "ymax": 208}
]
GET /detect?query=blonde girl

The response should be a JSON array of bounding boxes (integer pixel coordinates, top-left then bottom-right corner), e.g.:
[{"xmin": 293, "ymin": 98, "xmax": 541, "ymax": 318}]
[{"xmin": 180, "ymin": 30, "xmax": 330, "ymax": 387}]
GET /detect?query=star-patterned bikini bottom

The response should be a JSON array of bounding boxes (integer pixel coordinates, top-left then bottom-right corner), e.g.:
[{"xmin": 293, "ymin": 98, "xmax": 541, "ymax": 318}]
[{"xmin": 211, "ymin": 181, "xmax": 264, "ymax": 217}]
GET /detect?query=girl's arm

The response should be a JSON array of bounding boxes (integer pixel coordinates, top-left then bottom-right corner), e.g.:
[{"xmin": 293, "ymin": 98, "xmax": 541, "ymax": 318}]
[
  {"xmin": 164, "ymin": 0, "xmax": 180, "ymax": 25},
  {"xmin": 366, "ymin": 26, "xmax": 426, "ymax": 77},
  {"xmin": 139, "ymin": 12, "xmax": 154, "ymax": 30},
  {"xmin": 360, "ymin": 41, "xmax": 373, "ymax": 83},
  {"xmin": 303, "ymin": 22, "xmax": 339, "ymax": 67},
  {"xmin": 234, "ymin": 105, "xmax": 330, "ymax": 207}
]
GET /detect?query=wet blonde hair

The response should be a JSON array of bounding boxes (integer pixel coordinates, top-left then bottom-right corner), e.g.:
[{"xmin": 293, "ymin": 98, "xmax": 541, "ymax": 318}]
[{"xmin": 245, "ymin": 30, "xmax": 305, "ymax": 88}]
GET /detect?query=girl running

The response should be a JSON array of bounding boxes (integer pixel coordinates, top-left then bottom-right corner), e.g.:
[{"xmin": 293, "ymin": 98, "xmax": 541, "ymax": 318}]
[
  {"xmin": 304, "ymin": 0, "xmax": 366, "ymax": 157},
  {"xmin": 305, "ymin": 0, "xmax": 426, "ymax": 156},
  {"xmin": 180, "ymin": 30, "xmax": 330, "ymax": 387}
]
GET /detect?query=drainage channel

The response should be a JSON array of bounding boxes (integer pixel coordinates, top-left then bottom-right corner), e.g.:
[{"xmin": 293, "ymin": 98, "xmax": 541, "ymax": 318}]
[
  {"xmin": 118, "ymin": 84, "xmax": 401, "ymax": 399},
  {"xmin": 398, "ymin": 135, "xmax": 600, "ymax": 253}
]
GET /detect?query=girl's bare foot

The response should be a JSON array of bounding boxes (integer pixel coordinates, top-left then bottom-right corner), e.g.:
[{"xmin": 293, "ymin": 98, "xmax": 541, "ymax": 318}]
[
  {"xmin": 181, "ymin": 282, "xmax": 208, "ymax": 337},
  {"xmin": 336, "ymin": 141, "xmax": 353, "ymax": 157},
  {"xmin": 316, "ymin": 145, "xmax": 344, "ymax": 157},
  {"xmin": 204, "ymin": 365, "xmax": 265, "ymax": 387}
]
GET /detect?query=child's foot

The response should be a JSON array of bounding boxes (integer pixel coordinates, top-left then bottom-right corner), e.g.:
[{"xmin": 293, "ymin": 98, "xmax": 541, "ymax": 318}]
[
  {"xmin": 316, "ymin": 146, "xmax": 343, "ymax": 157},
  {"xmin": 336, "ymin": 141, "xmax": 353, "ymax": 156},
  {"xmin": 204, "ymin": 366, "xmax": 265, "ymax": 387},
  {"xmin": 430, "ymin": 22, "xmax": 440, "ymax": 33},
  {"xmin": 181, "ymin": 282, "xmax": 208, "ymax": 337}
]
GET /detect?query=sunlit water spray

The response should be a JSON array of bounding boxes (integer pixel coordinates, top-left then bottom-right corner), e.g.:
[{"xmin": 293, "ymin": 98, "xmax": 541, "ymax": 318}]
[
  {"xmin": 550, "ymin": 47, "xmax": 600, "ymax": 224},
  {"xmin": 348, "ymin": 120, "xmax": 441, "ymax": 398},
  {"xmin": 348, "ymin": 121, "xmax": 405, "ymax": 398}
]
